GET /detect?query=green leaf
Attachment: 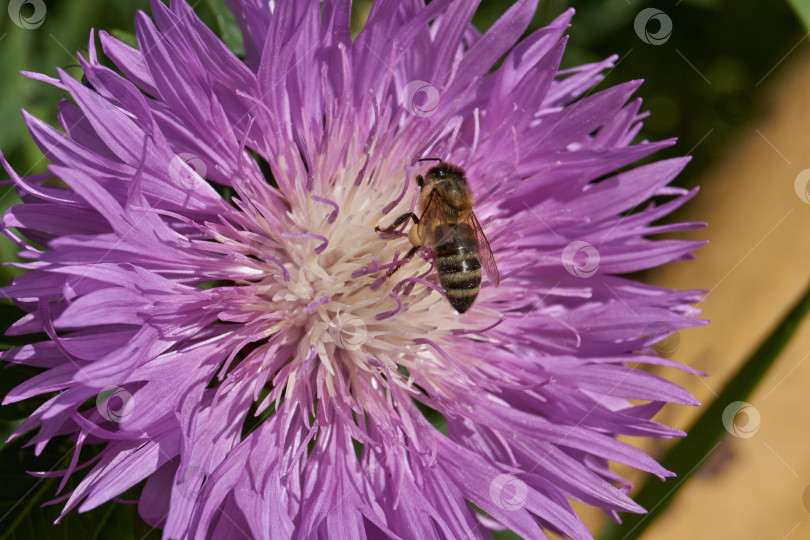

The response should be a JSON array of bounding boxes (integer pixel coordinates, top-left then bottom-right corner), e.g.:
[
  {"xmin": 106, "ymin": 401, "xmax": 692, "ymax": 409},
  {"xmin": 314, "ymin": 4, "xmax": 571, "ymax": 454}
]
[
  {"xmin": 0, "ymin": 186, "xmax": 24, "ymax": 284},
  {"xmin": 0, "ymin": 304, "xmax": 47, "ymax": 349},
  {"xmin": 108, "ymin": 29, "xmax": 138, "ymax": 50},
  {"xmin": 599, "ymin": 281, "xmax": 810, "ymax": 540},
  {"xmin": 203, "ymin": 0, "xmax": 245, "ymax": 58},
  {"xmin": 0, "ymin": 435, "xmax": 142, "ymax": 540},
  {"xmin": 787, "ymin": 0, "xmax": 810, "ymax": 32},
  {"xmin": 0, "ymin": 364, "xmax": 50, "ymax": 426},
  {"xmin": 0, "ymin": 388, "xmax": 160, "ymax": 537}
]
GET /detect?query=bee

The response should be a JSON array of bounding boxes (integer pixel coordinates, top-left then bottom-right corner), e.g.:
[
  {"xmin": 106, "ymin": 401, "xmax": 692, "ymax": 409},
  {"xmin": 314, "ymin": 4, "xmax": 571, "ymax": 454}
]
[{"xmin": 375, "ymin": 161, "xmax": 499, "ymax": 313}]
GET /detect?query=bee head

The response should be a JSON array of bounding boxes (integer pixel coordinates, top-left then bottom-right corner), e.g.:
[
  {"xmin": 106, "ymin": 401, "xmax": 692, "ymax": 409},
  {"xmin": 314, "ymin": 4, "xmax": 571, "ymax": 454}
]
[{"xmin": 425, "ymin": 163, "xmax": 466, "ymax": 183}]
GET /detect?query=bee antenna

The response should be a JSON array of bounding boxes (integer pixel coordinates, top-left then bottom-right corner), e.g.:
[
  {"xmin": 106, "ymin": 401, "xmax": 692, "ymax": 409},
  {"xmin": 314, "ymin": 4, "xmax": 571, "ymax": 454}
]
[{"xmin": 417, "ymin": 157, "xmax": 443, "ymax": 166}]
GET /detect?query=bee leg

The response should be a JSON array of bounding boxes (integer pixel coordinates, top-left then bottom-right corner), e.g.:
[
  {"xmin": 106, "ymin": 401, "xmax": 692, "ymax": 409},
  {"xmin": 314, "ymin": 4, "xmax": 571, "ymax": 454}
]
[
  {"xmin": 386, "ymin": 245, "xmax": 420, "ymax": 277},
  {"xmin": 375, "ymin": 212, "xmax": 419, "ymax": 234},
  {"xmin": 375, "ymin": 203, "xmax": 423, "ymax": 277}
]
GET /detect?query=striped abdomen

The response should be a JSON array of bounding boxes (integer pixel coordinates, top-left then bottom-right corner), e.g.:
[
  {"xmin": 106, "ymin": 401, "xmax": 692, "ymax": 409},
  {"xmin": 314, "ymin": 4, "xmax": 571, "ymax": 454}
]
[{"xmin": 433, "ymin": 223, "xmax": 481, "ymax": 313}]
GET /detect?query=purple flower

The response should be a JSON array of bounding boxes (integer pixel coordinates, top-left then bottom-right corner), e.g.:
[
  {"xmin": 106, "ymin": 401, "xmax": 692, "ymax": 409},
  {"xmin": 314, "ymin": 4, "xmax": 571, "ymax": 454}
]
[{"xmin": 1, "ymin": 1, "xmax": 706, "ymax": 538}]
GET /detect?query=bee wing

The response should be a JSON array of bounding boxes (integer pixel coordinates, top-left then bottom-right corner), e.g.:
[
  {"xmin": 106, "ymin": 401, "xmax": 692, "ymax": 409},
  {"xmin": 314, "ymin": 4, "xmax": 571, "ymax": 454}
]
[
  {"xmin": 417, "ymin": 190, "xmax": 453, "ymax": 247},
  {"xmin": 467, "ymin": 211, "xmax": 500, "ymax": 287}
]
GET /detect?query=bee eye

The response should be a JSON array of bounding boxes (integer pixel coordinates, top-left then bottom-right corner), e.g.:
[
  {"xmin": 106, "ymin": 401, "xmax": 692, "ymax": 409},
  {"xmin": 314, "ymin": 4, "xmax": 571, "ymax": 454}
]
[{"xmin": 438, "ymin": 169, "xmax": 446, "ymax": 177}]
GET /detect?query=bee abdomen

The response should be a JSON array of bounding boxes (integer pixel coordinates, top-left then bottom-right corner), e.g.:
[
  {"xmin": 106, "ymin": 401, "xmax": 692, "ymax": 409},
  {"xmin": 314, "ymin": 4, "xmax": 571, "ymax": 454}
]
[{"xmin": 435, "ymin": 226, "xmax": 481, "ymax": 313}]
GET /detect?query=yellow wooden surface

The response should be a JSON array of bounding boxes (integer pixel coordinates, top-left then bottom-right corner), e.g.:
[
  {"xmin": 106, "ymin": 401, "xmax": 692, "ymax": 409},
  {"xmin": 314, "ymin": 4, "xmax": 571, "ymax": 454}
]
[{"xmin": 576, "ymin": 46, "xmax": 810, "ymax": 540}]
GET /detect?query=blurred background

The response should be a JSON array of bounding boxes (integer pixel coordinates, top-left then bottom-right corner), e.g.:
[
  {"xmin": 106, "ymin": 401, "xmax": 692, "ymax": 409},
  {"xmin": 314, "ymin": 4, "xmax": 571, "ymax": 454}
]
[{"xmin": 1, "ymin": 0, "xmax": 809, "ymax": 538}]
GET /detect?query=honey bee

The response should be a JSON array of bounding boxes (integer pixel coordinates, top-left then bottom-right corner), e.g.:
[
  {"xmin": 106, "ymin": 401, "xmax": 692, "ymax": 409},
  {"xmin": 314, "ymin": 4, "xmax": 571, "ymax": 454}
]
[{"xmin": 375, "ymin": 161, "xmax": 499, "ymax": 313}]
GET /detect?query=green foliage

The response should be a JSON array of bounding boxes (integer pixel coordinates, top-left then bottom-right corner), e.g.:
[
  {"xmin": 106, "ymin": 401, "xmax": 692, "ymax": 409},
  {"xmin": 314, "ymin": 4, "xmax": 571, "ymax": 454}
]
[
  {"xmin": 0, "ymin": 358, "xmax": 158, "ymax": 539},
  {"xmin": 787, "ymin": 0, "xmax": 810, "ymax": 32},
  {"xmin": 202, "ymin": 0, "xmax": 245, "ymax": 58}
]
